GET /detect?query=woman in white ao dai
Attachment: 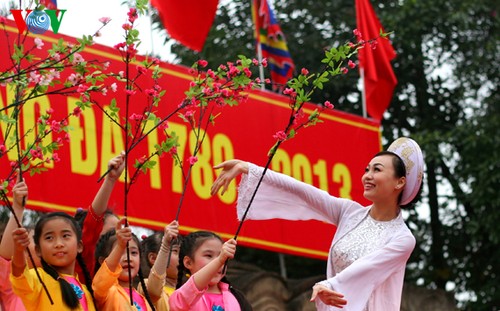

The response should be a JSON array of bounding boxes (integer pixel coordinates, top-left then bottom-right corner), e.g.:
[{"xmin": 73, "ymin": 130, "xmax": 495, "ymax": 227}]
[{"xmin": 210, "ymin": 137, "xmax": 424, "ymax": 311}]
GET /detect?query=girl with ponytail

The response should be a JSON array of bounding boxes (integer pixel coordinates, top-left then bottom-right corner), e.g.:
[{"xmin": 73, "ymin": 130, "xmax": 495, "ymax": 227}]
[{"xmin": 10, "ymin": 212, "xmax": 95, "ymax": 310}]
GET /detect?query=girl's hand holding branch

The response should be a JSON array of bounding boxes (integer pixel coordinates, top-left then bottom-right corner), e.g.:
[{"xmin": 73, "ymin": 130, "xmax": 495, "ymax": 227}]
[
  {"xmin": 163, "ymin": 220, "xmax": 179, "ymax": 246},
  {"xmin": 105, "ymin": 218, "xmax": 132, "ymax": 272},
  {"xmin": 12, "ymin": 179, "xmax": 28, "ymax": 208},
  {"xmin": 115, "ymin": 218, "xmax": 132, "ymax": 249},
  {"xmin": 11, "ymin": 227, "xmax": 30, "ymax": 276},
  {"xmin": 107, "ymin": 151, "xmax": 126, "ymax": 181},
  {"xmin": 218, "ymin": 238, "xmax": 237, "ymax": 264}
]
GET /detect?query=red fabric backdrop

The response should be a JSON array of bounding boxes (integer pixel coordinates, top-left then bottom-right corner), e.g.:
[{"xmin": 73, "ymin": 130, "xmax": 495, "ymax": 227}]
[{"xmin": 0, "ymin": 20, "xmax": 381, "ymax": 259}]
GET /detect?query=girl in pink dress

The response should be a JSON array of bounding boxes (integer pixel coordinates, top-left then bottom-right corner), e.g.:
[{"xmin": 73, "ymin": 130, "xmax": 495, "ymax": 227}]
[{"xmin": 169, "ymin": 231, "xmax": 252, "ymax": 311}]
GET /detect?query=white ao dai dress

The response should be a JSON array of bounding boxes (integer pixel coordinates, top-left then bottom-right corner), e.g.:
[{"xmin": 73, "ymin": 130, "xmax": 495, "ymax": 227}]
[{"xmin": 235, "ymin": 163, "xmax": 415, "ymax": 311}]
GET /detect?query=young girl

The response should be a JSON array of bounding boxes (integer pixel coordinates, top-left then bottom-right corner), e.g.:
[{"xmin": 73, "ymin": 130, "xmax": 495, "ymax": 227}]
[
  {"xmin": 141, "ymin": 221, "xmax": 180, "ymax": 311},
  {"xmin": 169, "ymin": 231, "xmax": 252, "ymax": 311},
  {"xmin": 0, "ymin": 177, "xmax": 28, "ymax": 311},
  {"xmin": 92, "ymin": 218, "xmax": 155, "ymax": 311},
  {"xmin": 10, "ymin": 212, "xmax": 95, "ymax": 311}
]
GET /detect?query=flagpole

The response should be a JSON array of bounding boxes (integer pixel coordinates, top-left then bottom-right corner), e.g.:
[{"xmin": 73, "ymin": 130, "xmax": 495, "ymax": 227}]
[
  {"xmin": 257, "ymin": 38, "xmax": 265, "ymax": 91},
  {"xmin": 148, "ymin": 2, "xmax": 155, "ymax": 55},
  {"xmin": 360, "ymin": 67, "xmax": 367, "ymax": 118},
  {"xmin": 253, "ymin": 0, "xmax": 265, "ymax": 90}
]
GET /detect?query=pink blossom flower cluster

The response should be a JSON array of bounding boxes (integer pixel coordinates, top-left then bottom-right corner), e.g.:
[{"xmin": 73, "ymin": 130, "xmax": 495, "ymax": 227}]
[
  {"xmin": 127, "ymin": 8, "xmax": 138, "ymax": 23},
  {"xmin": 29, "ymin": 147, "xmax": 43, "ymax": 160},
  {"xmin": 273, "ymin": 131, "xmax": 288, "ymax": 141},
  {"xmin": 34, "ymin": 37, "xmax": 44, "ymax": 49},
  {"xmin": 188, "ymin": 156, "xmax": 198, "ymax": 165},
  {"xmin": 129, "ymin": 113, "xmax": 145, "ymax": 122},
  {"xmin": 99, "ymin": 17, "xmax": 111, "ymax": 24},
  {"xmin": 352, "ymin": 28, "xmax": 378, "ymax": 50},
  {"xmin": 114, "ymin": 42, "xmax": 138, "ymax": 58}
]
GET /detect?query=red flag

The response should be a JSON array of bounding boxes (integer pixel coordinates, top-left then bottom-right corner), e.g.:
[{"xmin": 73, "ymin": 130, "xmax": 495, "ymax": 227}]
[
  {"xmin": 355, "ymin": 0, "xmax": 397, "ymax": 120},
  {"xmin": 151, "ymin": 0, "xmax": 219, "ymax": 52}
]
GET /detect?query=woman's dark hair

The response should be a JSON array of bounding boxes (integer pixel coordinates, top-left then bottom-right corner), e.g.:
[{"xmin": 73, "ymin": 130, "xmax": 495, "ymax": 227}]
[
  {"xmin": 176, "ymin": 231, "xmax": 252, "ymax": 310},
  {"xmin": 374, "ymin": 150, "xmax": 423, "ymax": 208},
  {"xmin": 374, "ymin": 151, "xmax": 406, "ymax": 178},
  {"xmin": 33, "ymin": 212, "xmax": 93, "ymax": 309},
  {"xmin": 94, "ymin": 228, "xmax": 156, "ymax": 311}
]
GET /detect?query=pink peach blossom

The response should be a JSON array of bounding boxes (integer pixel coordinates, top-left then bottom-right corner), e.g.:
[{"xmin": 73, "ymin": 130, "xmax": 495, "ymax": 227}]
[
  {"xmin": 99, "ymin": 17, "xmax": 111, "ymax": 24},
  {"xmin": 273, "ymin": 130, "xmax": 287, "ymax": 141},
  {"xmin": 34, "ymin": 37, "xmax": 44, "ymax": 49},
  {"xmin": 188, "ymin": 156, "xmax": 198, "ymax": 165}
]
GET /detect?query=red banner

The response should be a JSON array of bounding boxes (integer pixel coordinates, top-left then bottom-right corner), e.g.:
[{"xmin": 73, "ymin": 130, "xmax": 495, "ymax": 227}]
[{"xmin": 0, "ymin": 20, "xmax": 381, "ymax": 259}]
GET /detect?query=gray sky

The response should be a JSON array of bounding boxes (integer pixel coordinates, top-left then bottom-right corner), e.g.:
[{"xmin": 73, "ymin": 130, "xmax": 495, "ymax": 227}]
[{"xmin": 2, "ymin": 0, "xmax": 176, "ymax": 62}]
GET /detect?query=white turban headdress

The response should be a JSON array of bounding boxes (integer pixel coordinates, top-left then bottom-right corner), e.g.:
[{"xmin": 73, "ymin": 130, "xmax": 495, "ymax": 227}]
[{"xmin": 387, "ymin": 137, "xmax": 424, "ymax": 206}]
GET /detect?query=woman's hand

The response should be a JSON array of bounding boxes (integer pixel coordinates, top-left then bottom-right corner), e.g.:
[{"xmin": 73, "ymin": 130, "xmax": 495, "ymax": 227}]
[
  {"xmin": 310, "ymin": 284, "xmax": 347, "ymax": 308},
  {"xmin": 211, "ymin": 160, "xmax": 249, "ymax": 196}
]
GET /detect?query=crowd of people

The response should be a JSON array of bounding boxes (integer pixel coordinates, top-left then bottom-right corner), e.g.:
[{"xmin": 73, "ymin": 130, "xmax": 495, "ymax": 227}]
[{"xmin": 0, "ymin": 137, "xmax": 424, "ymax": 311}]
